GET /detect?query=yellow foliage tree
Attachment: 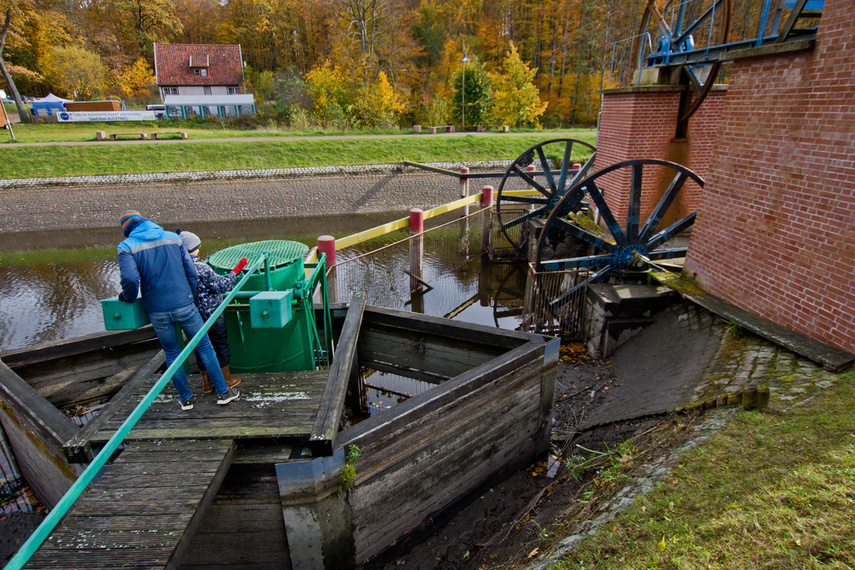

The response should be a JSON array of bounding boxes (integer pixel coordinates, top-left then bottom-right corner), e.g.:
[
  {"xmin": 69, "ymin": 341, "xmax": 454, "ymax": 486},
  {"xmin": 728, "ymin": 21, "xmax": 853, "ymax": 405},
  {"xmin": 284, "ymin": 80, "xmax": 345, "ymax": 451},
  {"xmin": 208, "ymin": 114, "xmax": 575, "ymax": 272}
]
[
  {"xmin": 353, "ymin": 71, "xmax": 405, "ymax": 128},
  {"xmin": 489, "ymin": 41, "xmax": 547, "ymax": 128},
  {"xmin": 305, "ymin": 60, "xmax": 350, "ymax": 123},
  {"xmin": 116, "ymin": 58, "xmax": 155, "ymax": 98},
  {"xmin": 42, "ymin": 46, "xmax": 108, "ymax": 100}
]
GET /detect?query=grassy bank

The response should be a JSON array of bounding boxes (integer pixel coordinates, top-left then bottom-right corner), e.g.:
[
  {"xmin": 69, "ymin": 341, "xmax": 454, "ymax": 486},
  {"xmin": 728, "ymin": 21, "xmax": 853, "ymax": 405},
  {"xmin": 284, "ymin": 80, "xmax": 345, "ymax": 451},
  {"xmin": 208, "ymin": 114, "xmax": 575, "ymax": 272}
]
[
  {"xmin": 0, "ymin": 127, "xmax": 595, "ymax": 179},
  {"xmin": 549, "ymin": 369, "xmax": 855, "ymax": 569}
]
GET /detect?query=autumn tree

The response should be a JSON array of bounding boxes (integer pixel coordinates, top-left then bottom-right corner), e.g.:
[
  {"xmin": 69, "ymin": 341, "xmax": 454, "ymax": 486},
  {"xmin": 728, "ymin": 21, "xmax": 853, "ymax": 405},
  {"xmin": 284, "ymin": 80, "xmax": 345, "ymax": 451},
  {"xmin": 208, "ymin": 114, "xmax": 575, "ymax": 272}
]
[
  {"xmin": 305, "ymin": 60, "xmax": 352, "ymax": 127},
  {"xmin": 352, "ymin": 70, "xmax": 404, "ymax": 128},
  {"xmin": 0, "ymin": 7, "xmax": 28, "ymax": 122},
  {"xmin": 115, "ymin": 57, "xmax": 155, "ymax": 100},
  {"xmin": 451, "ymin": 55, "xmax": 491, "ymax": 127},
  {"xmin": 42, "ymin": 46, "xmax": 109, "ymax": 100},
  {"xmin": 490, "ymin": 41, "xmax": 547, "ymax": 127}
]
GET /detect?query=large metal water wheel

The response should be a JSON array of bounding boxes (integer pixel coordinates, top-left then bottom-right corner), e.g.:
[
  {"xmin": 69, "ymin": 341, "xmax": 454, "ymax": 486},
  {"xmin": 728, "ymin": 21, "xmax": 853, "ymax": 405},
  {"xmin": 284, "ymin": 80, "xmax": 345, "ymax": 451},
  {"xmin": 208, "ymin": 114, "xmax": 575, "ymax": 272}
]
[
  {"xmin": 534, "ymin": 159, "xmax": 704, "ymax": 311},
  {"xmin": 495, "ymin": 138, "xmax": 597, "ymax": 252}
]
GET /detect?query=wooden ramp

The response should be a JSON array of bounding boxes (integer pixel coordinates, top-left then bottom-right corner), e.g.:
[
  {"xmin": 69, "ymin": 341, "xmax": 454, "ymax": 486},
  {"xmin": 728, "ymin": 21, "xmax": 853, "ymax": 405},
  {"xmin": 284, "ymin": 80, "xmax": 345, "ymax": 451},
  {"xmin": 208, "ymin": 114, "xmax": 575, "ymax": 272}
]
[{"xmin": 27, "ymin": 439, "xmax": 235, "ymax": 569}]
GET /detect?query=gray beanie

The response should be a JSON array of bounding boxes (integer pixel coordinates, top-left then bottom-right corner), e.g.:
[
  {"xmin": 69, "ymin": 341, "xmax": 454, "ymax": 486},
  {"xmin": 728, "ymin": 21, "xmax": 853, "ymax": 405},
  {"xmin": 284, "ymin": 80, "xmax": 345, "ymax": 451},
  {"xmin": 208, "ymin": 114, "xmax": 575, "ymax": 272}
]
[{"xmin": 179, "ymin": 231, "xmax": 201, "ymax": 253}]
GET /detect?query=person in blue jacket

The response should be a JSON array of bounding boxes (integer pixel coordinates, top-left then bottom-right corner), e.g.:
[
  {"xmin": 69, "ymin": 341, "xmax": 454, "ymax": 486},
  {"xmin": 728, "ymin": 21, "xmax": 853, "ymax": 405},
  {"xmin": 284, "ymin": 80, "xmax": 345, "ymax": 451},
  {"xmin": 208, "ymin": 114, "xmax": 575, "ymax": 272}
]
[{"xmin": 117, "ymin": 210, "xmax": 239, "ymax": 410}]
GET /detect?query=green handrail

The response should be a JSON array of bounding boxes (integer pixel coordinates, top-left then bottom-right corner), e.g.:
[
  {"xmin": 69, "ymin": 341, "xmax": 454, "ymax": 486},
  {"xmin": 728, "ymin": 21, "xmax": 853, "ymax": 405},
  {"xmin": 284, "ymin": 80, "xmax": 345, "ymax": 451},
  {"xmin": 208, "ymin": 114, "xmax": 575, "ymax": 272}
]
[{"xmin": 4, "ymin": 254, "xmax": 267, "ymax": 570}]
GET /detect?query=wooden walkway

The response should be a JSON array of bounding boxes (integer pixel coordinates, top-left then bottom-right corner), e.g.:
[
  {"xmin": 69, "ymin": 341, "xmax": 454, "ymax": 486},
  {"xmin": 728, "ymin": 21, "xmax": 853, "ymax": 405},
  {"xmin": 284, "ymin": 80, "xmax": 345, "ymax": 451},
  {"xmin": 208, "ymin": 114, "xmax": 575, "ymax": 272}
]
[
  {"xmin": 27, "ymin": 439, "xmax": 235, "ymax": 569},
  {"xmin": 68, "ymin": 369, "xmax": 330, "ymax": 451},
  {"xmin": 31, "ymin": 369, "xmax": 335, "ymax": 569}
]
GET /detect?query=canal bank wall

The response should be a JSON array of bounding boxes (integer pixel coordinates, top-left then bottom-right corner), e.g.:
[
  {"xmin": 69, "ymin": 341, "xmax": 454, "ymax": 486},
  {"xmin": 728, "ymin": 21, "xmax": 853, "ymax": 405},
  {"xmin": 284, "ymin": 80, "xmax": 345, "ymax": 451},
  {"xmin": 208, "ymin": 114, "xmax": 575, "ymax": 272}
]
[{"xmin": 0, "ymin": 162, "xmax": 508, "ymax": 235}]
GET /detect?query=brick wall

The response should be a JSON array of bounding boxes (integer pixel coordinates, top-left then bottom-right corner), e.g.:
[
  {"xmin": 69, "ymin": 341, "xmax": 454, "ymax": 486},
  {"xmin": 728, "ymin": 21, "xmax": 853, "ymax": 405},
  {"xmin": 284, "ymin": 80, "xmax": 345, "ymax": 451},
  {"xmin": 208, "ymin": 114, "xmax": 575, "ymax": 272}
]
[
  {"xmin": 684, "ymin": 0, "xmax": 855, "ymax": 354},
  {"xmin": 595, "ymin": 88, "xmax": 724, "ymax": 227}
]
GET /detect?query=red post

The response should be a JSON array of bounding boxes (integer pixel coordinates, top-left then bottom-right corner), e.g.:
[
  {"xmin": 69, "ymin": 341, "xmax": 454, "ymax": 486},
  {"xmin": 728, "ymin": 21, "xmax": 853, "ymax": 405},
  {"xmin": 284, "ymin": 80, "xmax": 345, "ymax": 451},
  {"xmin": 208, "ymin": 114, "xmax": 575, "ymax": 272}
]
[
  {"xmin": 460, "ymin": 166, "xmax": 470, "ymax": 198},
  {"xmin": 317, "ymin": 235, "xmax": 336, "ymax": 268},
  {"xmin": 409, "ymin": 208, "xmax": 424, "ymax": 234},
  {"xmin": 409, "ymin": 208, "xmax": 424, "ymax": 293},
  {"xmin": 481, "ymin": 185, "xmax": 494, "ymax": 207}
]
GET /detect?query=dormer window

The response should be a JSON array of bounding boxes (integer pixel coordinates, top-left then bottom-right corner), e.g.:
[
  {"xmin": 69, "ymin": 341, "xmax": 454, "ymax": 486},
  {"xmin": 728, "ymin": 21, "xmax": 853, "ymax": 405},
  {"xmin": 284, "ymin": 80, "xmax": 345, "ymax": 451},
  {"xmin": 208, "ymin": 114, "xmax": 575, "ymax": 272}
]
[{"xmin": 194, "ymin": 69, "xmax": 208, "ymax": 77}]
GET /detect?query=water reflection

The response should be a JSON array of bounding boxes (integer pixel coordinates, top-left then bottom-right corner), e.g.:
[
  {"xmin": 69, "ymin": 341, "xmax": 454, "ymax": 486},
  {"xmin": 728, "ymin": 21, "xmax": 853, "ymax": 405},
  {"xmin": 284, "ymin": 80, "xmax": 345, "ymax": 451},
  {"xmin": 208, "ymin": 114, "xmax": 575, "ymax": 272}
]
[{"xmin": 0, "ymin": 212, "xmax": 529, "ymax": 352}]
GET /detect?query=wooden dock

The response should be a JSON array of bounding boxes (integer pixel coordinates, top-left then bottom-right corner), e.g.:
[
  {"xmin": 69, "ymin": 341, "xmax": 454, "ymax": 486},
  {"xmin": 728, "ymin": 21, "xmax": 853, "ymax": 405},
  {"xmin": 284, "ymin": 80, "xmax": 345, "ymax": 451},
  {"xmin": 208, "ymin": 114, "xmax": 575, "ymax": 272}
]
[
  {"xmin": 25, "ymin": 368, "xmax": 334, "ymax": 569},
  {"xmin": 5, "ymin": 301, "xmax": 560, "ymax": 569},
  {"xmin": 28, "ymin": 439, "xmax": 235, "ymax": 569}
]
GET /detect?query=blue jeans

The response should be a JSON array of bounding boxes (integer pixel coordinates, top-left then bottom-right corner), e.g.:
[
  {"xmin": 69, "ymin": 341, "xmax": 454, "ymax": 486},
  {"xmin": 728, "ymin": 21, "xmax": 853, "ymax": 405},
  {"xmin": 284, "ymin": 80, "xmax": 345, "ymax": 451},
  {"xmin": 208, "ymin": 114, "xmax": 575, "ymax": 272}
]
[{"xmin": 149, "ymin": 303, "xmax": 228, "ymax": 401}]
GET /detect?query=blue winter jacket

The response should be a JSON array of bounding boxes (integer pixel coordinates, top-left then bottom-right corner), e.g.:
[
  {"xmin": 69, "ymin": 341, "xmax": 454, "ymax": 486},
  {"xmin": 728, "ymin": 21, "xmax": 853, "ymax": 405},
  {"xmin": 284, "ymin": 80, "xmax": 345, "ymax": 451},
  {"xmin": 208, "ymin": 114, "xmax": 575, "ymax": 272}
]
[{"xmin": 118, "ymin": 218, "xmax": 198, "ymax": 313}]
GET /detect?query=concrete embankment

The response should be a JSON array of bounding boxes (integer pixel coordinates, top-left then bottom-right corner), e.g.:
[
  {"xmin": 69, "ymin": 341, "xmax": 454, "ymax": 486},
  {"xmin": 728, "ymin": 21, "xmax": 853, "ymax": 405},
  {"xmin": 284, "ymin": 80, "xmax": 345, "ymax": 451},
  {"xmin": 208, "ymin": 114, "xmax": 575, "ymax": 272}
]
[{"xmin": 0, "ymin": 163, "xmax": 508, "ymax": 235}]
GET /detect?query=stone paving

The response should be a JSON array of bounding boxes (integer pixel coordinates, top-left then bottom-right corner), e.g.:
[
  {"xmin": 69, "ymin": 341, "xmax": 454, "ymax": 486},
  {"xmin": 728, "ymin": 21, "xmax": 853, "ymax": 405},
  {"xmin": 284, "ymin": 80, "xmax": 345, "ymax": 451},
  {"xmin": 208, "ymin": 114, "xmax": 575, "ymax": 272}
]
[
  {"xmin": 0, "ymin": 162, "xmax": 512, "ymax": 234},
  {"xmin": 580, "ymin": 298, "xmax": 841, "ymax": 431}
]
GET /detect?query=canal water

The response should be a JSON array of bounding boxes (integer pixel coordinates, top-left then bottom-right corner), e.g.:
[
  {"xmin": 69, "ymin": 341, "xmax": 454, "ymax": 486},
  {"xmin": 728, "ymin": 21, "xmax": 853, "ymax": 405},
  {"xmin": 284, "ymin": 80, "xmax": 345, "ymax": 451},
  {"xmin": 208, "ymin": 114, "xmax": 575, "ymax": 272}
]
[{"xmin": 0, "ymin": 211, "xmax": 527, "ymax": 352}]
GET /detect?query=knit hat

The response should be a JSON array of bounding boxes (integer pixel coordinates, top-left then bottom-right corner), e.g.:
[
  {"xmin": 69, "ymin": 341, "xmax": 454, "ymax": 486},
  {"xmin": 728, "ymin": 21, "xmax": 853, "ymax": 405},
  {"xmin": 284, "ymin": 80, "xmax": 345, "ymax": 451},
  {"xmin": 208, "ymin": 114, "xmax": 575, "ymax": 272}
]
[
  {"xmin": 179, "ymin": 231, "xmax": 201, "ymax": 253},
  {"xmin": 119, "ymin": 210, "xmax": 141, "ymax": 228},
  {"xmin": 119, "ymin": 210, "xmax": 145, "ymax": 237}
]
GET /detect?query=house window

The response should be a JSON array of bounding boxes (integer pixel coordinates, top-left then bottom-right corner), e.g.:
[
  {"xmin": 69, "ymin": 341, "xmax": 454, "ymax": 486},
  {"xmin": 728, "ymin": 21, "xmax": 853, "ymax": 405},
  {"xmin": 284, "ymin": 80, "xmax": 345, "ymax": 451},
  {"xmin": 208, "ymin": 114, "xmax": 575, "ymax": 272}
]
[
  {"xmin": 163, "ymin": 87, "xmax": 178, "ymax": 95},
  {"xmin": 204, "ymin": 86, "xmax": 212, "ymax": 95},
  {"xmin": 194, "ymin": 69, "xmax": 208, "ymax": 77},
  {"xmin": 227, "ymin": 87, "xmax": 238, "ymax": 94}
]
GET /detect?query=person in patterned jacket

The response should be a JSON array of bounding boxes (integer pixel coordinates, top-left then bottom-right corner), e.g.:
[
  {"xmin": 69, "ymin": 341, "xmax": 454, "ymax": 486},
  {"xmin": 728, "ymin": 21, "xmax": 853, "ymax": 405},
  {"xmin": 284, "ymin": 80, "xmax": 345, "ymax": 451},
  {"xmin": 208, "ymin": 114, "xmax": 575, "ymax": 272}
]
[{"xmin": 178, "ymin": 230, "xmax": 247, "ymax": 394}]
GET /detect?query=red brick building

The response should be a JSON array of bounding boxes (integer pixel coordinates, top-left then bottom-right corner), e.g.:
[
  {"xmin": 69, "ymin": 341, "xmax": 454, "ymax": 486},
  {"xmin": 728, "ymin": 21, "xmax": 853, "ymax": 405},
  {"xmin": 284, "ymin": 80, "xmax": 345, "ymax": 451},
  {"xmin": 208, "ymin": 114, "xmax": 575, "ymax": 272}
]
[
  {"xmin": 595, "ymin": 0, "xmax": 854, "ymax": 356},
  {"xmin": 684, "ymin": 0, "xmax": 855, "ymax": 356}
]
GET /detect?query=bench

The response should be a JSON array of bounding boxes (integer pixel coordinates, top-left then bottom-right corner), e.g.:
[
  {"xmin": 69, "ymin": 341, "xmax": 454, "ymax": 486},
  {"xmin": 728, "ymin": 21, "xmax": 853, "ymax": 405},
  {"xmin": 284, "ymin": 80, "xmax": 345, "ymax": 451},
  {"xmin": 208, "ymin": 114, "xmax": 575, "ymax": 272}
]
[
  {"xmin": 107, "ymin": 132, "xmax": 148, "ymax": 141},
  {"xmin": 427, "ymin": 125, "xmax": 456, "ymax": 134},
  {"xmin": 151, "ymin": 131, "xmax": 188, "ymax": 140},
  {"xmin": 476, "ymin": 125, "xmax": 510, "ymax": 132}
]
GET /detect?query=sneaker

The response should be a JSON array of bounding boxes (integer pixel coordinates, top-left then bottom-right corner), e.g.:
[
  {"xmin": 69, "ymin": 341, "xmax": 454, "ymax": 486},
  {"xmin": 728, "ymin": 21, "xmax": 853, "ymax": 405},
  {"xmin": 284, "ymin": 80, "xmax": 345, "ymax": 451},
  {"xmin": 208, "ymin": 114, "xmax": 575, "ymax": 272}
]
[
  {"xmin": 216, "ymin": 387, "xmax": 239, "ymax": 405},
  {"xmin": 179, "ymin": 397, "xmax": 194, "ymax": 411}
]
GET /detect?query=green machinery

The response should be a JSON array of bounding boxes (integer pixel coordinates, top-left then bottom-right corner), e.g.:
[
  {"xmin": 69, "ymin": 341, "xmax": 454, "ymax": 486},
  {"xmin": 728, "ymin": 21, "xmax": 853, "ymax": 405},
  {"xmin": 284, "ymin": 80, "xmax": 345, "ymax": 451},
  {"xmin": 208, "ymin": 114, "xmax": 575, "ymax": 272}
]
[{"xmin": 207, "ymin": 240, "xmax": 332, "ymax": 373}]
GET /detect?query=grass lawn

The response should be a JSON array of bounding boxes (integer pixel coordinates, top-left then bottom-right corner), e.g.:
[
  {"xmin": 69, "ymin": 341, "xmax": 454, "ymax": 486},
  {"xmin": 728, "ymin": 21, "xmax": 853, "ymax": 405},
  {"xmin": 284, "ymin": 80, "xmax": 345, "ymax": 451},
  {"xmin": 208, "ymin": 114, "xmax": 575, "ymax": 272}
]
[
  {"xmin": 0, "ymin": 122, "xmax": 595, "ymax": 179},
  {"xmin": 549, "ymin": 369, "xmax": 855, "ymax": 569}
]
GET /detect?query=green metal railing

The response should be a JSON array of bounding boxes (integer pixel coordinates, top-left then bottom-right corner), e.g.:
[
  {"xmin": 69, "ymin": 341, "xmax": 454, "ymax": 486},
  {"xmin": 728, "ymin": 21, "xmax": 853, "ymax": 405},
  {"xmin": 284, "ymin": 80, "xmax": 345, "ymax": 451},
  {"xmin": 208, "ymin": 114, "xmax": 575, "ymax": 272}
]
[{"xmin": 4, "ymin": 254, "xmax": 268, "ymax": 570}]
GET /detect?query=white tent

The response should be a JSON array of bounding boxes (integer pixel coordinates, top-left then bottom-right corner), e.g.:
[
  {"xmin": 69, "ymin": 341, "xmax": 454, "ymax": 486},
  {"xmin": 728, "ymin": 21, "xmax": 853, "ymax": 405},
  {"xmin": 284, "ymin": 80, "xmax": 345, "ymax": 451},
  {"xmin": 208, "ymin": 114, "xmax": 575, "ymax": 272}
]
[{"xmin": 34, "ymin": 93, "xmax": 73, "ymax": 103}]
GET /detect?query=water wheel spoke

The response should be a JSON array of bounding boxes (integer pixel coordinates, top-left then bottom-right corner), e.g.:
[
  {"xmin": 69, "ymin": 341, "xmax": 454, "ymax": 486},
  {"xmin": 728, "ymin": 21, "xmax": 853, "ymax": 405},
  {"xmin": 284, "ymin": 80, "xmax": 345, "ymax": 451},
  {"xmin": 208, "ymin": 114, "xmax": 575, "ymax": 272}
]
[
  {"xmin": 535, "ymin": 146, "xmax": 558, "ymax": 194},
  {"xmin": 497, "ymin": 138, "xmax": 597, "ymax": 251},
  {"xmin": 646, "ymin": 247, "xmax": 689, "ymax": 261},
  {"xmin": 556, "ymin": 140, "xmax": 575, "ymax": 192},
  {"xmin": 510, "ymin": 164, "xmax": 550, "ymax": 197},
  {"xmin": 502, "ymin": 206, "xmax": 548, "ymax": 230},
  {"xmin": 499, "ymin": 194, "xmax": 549, "ymax": 206},
  {"xmin": 638, "ymin": 170, "xmax": 689, "ymax": 242},
  {"xmin": 548, "ymin": 265, "xmax": 613, "ymax": 310},
  {"xmin": 586, "ymin": 181, "xmax": 628, "ymax": 245},
  {"xmin": 645, "ymin": 211, "xmax": 697, "ymax": 250},
  {"xmin": 626, "ymin": 164, "xmax": 644, "ymax": 242},
  {"xmin": 540, "ymin": 253, "xmax": 614, "ymax": 272},
  {"xmin": 553, "ymin": 218, "xmax": 617, "ymax": 253},
  {"xmin": 572, "ymin": 152, "xmax": 598, "ymax": 185}
]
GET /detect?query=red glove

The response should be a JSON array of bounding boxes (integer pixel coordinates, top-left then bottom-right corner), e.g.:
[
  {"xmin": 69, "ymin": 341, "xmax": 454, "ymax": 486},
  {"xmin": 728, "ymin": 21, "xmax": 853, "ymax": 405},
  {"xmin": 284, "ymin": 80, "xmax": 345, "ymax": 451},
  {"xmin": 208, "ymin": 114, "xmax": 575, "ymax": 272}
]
[{"xmin": 232, "ymin": 257, "xmax": 248, "ymax": 274}]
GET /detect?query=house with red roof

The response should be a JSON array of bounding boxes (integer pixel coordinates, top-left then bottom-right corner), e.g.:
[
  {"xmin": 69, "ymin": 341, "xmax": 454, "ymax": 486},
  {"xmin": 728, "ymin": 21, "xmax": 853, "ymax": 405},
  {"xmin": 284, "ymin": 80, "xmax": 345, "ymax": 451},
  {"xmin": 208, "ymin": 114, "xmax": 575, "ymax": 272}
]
[{"xmin": 153, "ymin": 43, "xmax": 255, "ymax": 119}]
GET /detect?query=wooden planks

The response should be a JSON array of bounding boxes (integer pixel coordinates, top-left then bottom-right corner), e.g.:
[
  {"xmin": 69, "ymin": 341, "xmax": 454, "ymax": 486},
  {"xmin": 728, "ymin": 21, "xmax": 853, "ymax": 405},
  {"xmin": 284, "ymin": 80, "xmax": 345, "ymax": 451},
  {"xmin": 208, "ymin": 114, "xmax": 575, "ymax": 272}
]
[
  {"xmin": 27, "ymin": 439, "xmax": 235, "ymax": 569},
  {"xmin": 339, "ymin": 338, "xmax": 556, "ymax": 563},
  {"xmin": 83, "ymin": 370, "xmax": 329, "ymax": 447}
]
